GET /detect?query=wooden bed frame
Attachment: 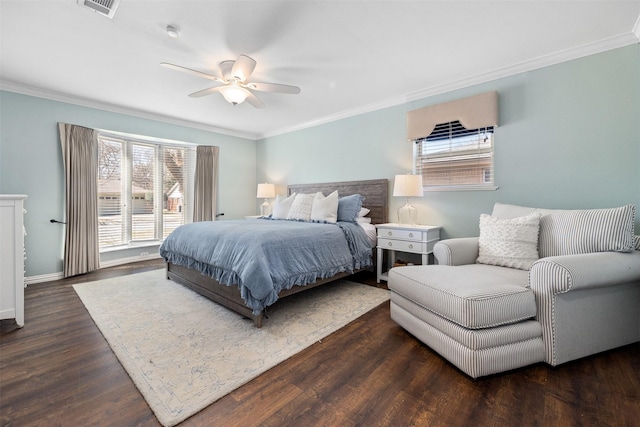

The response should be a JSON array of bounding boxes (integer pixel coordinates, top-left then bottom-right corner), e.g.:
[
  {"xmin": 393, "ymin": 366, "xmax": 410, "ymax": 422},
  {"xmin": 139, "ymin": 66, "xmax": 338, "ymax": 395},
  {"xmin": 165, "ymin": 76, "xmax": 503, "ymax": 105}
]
[{"xmin": 165, "ymin": 178, "xmax": 388, "ymax": 327}]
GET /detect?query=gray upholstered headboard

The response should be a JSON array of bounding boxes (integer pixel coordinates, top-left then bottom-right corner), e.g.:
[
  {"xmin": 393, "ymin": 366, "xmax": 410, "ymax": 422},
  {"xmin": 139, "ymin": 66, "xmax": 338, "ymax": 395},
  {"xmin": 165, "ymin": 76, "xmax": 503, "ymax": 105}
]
[{"xmin": 287, "ymin": 179, "xmax": 388, "ymax": 224}]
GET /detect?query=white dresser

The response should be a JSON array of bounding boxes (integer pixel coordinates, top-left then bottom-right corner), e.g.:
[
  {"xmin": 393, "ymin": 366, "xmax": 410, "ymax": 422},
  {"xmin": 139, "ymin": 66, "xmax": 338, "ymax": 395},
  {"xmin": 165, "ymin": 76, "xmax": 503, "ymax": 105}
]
[{"xmin": 0, "ymin": 194, "xmax": 27, "ymax": 327}]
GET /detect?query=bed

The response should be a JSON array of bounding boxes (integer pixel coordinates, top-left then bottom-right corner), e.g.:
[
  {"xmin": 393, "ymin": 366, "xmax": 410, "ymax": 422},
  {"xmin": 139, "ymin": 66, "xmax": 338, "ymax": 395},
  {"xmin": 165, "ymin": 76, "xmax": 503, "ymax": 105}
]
[{"xmin": 160, "ymin": 179, "xmax": 388, "ymax": 327}]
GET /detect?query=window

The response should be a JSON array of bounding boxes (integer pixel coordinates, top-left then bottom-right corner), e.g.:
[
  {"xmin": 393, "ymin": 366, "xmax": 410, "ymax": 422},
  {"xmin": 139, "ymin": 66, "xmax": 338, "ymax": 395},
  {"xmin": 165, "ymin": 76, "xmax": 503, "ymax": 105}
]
[
  {"xmin": 413, "ymin": 120, "xmax": 495, "ymax": 190},
  {"xmin": 97, "ymin": 133, "xmax": 195, "ymax": 250},
  {"xmin": 406, "ymin": 91, "xmax": 499, "ymax": 191}
]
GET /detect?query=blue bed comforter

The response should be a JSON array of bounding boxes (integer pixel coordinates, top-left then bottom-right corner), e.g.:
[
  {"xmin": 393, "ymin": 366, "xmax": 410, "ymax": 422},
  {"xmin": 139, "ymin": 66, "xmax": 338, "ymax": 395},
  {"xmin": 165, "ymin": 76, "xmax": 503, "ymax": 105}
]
[{"xmin": 159, "ymin": 219, "xmax": 372, "ymax": 314}]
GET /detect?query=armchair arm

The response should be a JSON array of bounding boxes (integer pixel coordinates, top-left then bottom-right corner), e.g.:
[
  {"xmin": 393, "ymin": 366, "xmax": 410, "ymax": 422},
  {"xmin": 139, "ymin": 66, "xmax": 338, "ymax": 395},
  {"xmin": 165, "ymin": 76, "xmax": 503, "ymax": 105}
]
[
  {"xmin": 434, "ymin": 237, "xmax": 479, "ymax": 266},
  {"xmin": 529, "ymin": 251, "xmax": 640, "ymax": 294},
  {"xmin": 529, "ymin": 251, "xmax": 640, "ymax": 366}
]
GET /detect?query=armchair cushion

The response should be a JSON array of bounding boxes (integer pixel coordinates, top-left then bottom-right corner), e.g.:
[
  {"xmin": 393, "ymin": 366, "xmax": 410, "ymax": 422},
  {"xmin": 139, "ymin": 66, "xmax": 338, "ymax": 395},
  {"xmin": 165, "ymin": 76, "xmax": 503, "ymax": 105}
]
[
  {"xmin": 539, "ymin": 205, "xmax": 635, "ymax": 257},
  {"xmin": 389, "ymin": 264, "xmax": 534, "ymax": 329}
]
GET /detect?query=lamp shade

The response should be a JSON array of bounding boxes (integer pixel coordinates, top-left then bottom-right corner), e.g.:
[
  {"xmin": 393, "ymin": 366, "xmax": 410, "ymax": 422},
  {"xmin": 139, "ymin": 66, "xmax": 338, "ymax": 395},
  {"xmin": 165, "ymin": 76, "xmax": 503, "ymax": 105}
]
[
  {"xmin": 393, "ymin": 174, "xmax": 424, "ymax": 197},
  {"xmin": 256, "ymin": 183, "xmax": 276, "ymax": 199}
]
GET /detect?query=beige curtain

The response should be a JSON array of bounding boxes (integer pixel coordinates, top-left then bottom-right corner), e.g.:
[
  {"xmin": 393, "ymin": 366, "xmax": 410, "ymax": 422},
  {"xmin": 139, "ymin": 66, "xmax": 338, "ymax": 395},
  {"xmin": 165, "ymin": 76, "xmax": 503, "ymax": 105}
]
[
  {"xmin": 193, "ymin": 145, "xmax": 219, "ymax": 222},
  {"xmin": 58, "ymin": 123, "xmax": 100, "ymax": 277}
]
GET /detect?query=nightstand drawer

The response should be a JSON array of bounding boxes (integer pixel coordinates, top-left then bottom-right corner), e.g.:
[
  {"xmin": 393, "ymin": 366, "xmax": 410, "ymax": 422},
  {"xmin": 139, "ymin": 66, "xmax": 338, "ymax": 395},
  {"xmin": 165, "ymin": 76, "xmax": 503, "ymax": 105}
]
[
  {"xmin": 378, "ymin": 228, "xmax": 423, "ymax": 242},
  {"xmin": 378, "ymin": 238, "xmax": 424, "ymax": 253}
]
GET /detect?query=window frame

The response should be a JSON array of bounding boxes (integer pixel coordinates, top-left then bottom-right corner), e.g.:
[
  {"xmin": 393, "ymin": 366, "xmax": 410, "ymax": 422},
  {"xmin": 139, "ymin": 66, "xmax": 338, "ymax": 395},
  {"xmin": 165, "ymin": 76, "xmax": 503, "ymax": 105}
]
[{"xmin": 97, "ymin": 131, "xmax": 196, "ymax": 252}]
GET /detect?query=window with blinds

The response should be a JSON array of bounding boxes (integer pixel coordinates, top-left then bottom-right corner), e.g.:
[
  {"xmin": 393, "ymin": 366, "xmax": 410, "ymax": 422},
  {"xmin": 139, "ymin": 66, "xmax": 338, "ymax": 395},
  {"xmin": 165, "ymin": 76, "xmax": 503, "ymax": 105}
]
[
  {"xmin": 97, "ymin": 134, "xmax": 195, "ymax": 250},
  {"xmin": 413, "ymin": 120, "xmax": 495, "ymax": 190}
]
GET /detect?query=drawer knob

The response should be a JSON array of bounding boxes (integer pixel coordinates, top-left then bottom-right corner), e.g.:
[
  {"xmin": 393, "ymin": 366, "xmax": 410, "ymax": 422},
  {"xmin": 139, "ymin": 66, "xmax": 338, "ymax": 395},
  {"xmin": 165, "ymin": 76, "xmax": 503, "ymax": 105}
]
[
  {"xmin": 409, "ymin": 244, "xmax": 414, "ymax": 249},
  {"xmin": 387, "ymin": 231, "xmax": 392, "ymax": 236},
  {"xmin": 388, "ymin": 242, "xmax": 393, "ymax": 247},
  {"xmin": 409, "ymin": 233, "xmax": 414, "ymax": 238}
]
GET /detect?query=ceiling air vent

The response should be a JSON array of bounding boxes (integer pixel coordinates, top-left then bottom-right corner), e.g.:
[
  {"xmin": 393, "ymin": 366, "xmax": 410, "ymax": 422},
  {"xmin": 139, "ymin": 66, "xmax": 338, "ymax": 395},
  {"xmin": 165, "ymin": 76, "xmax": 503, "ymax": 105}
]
[{"xmin": 77, "ymin": 0, "xmax": 120, "ymax": 19}]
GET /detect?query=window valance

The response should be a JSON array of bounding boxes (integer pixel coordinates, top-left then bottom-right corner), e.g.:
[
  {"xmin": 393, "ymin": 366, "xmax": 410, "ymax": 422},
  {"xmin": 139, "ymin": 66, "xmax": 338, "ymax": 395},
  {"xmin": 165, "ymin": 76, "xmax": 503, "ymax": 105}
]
[{"xmin": 407, "ymin": 91, "xmax": 499, "ymax": 141}]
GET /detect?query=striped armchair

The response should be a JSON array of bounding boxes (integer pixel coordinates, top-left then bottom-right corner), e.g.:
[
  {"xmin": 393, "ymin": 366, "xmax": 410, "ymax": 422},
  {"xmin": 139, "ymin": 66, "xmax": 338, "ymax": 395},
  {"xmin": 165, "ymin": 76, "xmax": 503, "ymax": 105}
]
[{"xmin": 388, "ymin": 203, "xmax": 640, "ymax": 378}]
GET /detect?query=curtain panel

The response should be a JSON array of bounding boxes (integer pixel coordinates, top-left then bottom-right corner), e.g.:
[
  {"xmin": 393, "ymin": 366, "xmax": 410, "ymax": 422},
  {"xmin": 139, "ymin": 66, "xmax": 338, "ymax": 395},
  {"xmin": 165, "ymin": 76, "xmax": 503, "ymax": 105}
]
[
  {"xmin": 58, "ymin": 123, "xmax": 100, "ymax": 277},
  {"xmin": 193, "ymin": 145, "xmax": 219, "ymax": 222}
]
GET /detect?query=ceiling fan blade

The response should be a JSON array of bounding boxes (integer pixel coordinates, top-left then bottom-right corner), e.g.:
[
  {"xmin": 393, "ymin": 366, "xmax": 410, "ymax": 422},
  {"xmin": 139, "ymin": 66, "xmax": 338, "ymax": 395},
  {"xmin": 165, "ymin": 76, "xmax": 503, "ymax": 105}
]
[
  {"xmin": 231, "ymin": 55, "xmax": 257, "ymax": 82},
  {"xmin": 245, "ymin": 91, "xmax": 265, "ymax": 108},
  {"xmin": 247, "ymin": 82, "xmax": 301, "ymax": 94},
  {"xmin": 188, "ymin": 86, "xmax": 224, "ymax": 98},
  {"xmin": 161, "ymin": 62, "xmax": 225, "ymax": 83}
]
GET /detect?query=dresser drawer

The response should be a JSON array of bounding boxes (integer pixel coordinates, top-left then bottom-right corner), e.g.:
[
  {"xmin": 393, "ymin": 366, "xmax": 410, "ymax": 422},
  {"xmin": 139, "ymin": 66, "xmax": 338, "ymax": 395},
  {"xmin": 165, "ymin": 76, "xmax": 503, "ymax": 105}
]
[
  {"xmin": 378, "ymin": 228, "xmax": 423, "ymax": 242},
  {"xmin": 378, "ymin": 238, "xmax": 424, "ymax": 253}
]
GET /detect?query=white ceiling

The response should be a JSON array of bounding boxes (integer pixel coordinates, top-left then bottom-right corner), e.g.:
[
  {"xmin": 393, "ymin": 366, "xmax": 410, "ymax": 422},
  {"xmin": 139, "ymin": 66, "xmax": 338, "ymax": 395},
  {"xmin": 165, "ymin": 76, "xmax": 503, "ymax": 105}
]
[{"xmin": 1, "ymin": 1, "xmax": 639, "ymax": 140}]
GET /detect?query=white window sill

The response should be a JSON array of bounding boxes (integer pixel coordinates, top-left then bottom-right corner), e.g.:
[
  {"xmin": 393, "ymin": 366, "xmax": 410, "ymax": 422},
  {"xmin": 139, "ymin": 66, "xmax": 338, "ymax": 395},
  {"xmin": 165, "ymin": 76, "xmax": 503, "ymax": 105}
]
[{"xmin": 100, "ymin": 240, "xmax": 162, "ymax": 254}]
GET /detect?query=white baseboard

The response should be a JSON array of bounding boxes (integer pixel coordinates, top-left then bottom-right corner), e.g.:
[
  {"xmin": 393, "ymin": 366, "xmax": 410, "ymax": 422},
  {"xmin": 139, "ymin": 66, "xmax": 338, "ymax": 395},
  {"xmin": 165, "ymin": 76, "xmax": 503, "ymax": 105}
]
[
  {"xmin": 25, "ymin": 272, "xmax": 64, "ymax": 285},
  {"xmin": 25, "ymin": 254, "xmax": 162, "ymax": 285}
]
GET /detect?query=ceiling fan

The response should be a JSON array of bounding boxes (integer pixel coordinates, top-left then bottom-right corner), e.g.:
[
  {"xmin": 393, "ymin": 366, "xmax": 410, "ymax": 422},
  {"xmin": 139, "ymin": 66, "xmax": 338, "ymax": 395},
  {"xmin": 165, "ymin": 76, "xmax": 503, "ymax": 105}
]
[{"xmin": 161, "ymin": 54, "xmax": 300, "ymax": 108}]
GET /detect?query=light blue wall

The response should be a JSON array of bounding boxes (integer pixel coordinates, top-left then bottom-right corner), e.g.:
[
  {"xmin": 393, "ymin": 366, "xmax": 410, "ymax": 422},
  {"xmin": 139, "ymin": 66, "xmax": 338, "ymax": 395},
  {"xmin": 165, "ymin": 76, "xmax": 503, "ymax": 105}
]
[
  {"xmin": 0, "ymin": 92, "xmax": 256, "ymax": 277},
  {"xmin": 258, "ymin": 45, "xmax": 640, "ymax": 239}
]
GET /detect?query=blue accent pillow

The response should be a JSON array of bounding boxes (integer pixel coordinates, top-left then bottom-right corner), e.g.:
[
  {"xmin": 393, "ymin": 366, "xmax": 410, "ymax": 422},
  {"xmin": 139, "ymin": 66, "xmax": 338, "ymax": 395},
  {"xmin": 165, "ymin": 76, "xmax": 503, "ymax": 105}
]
[{"xmin": 337, "ymin": 194, "xmax": 365, "ymax": 222}]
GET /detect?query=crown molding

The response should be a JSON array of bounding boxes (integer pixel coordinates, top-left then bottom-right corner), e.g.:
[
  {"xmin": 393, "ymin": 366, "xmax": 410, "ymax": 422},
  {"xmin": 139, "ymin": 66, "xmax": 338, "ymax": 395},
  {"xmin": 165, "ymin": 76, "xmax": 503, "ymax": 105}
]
[
  {"xmin": 404, "ymin": 32, "xmax": 640, "ymax": 104},
  {"xmin": 258, "ymin": 31, "xmax": 639, "ymax": 140},
  {"xmin": 258, "ymin": 94, "xmax": 409, "ymax": 140},
  {"xmin": 0, "ymin": 81, "xmax": 258, "ymax": 140}
]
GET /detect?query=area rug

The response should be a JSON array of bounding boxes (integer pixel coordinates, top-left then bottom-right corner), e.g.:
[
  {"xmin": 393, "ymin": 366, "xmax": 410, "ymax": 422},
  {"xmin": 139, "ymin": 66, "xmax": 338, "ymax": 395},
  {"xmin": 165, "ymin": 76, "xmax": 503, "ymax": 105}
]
[{"xmin": 73, "ymin": 269, "xmax": 389, "ymax": 426}]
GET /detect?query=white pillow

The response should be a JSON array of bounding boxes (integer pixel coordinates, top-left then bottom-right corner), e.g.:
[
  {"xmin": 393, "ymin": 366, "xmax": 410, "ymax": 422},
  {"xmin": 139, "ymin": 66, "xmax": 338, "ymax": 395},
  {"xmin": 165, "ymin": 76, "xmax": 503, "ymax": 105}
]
[
  {"xmin": 311, "ymin": 190, "xmax": 339, "ymax": 223},
  {"xmin": 358, "ymin": 207, "xmax": 370, "ymax": 217},
  {"xmin": 356, "ymin": 217, "xmax": 371, "ymax": 224},
  {"xmin": 287, "ymin": 193, "xmax": 315, "ymax": 221},
  {"xmin": 476, "ymin": 213, "xmax": 541, "ymax": 270},
  {"xmin": 271, "ymin": 193, "xmax": 296, "ymax": 219}
]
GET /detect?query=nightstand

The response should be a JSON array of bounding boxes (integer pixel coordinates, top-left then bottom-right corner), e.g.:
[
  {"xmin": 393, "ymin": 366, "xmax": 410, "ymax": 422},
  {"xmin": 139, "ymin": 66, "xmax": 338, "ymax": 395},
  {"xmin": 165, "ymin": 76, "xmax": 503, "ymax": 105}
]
[{"xmin": 376, "ymin": 223, "xmax": 441, "ymax": 283}]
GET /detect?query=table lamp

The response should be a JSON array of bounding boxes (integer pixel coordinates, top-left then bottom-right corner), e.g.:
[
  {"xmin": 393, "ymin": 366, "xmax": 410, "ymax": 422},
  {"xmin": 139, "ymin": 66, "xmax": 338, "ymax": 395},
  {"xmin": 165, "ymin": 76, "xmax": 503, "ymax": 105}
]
[
  {"xmin": 393, "ymin": 174, "xmax": 423, "ymax": 224},
  {"xmin": 257, "ymin": 183, "xmax": 276, "ymax": 216}
]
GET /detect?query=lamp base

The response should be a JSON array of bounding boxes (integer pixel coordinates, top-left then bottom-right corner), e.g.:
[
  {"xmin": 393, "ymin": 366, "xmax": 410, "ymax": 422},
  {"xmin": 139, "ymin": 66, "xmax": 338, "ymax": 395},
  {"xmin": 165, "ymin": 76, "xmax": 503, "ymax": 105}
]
[
  {"xmin": 260, "ymin": 199, "xmax": 272, "ymax": 216},
  {"xmin": 397, "ymin": 199, "xmax": 417, "ymax": 224}
]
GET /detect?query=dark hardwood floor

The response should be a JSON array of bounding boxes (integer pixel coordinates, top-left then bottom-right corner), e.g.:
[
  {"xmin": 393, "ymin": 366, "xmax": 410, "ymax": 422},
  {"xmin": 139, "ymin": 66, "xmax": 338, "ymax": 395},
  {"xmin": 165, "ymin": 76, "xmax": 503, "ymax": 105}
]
[{"xmin": 1, "ymin": 260, "xmax": 639, "ymax": 426}]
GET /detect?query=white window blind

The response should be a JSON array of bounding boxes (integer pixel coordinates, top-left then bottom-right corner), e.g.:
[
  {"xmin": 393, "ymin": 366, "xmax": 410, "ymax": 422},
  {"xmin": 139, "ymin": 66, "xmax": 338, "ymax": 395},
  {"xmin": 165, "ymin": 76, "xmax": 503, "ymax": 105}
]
[
  {"xmin": 97, "ymin": 134, "xmax": 195, "ymax": 250},
  {"xmin": 98, "ymin": 137, "xmax": 124, "ymax": 247},
  {"xmin": 413, "ymin": 120, "xmax": 495, "ymax": 190}
]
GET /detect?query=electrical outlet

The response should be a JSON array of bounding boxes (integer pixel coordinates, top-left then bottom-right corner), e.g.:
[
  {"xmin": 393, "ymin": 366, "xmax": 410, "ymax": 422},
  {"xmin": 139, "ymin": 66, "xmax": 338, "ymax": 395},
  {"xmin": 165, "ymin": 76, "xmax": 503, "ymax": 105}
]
[{"xmin": 141, "ymin": 251, "xmax": 149, "ymax": 257}]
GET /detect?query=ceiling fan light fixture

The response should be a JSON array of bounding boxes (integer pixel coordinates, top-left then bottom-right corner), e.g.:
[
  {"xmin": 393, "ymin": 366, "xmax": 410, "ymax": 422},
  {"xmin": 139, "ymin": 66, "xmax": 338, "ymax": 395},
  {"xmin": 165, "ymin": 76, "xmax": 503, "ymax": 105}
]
[
  {"xmin": 219, "ymin": 85, "xmax": 250, "ymax": 105},
  {"xmin": 162, "ymin": 53, "xmax": 300, "ymax": 108}
]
